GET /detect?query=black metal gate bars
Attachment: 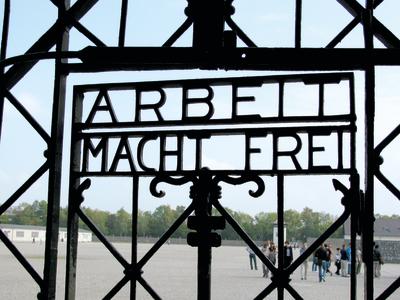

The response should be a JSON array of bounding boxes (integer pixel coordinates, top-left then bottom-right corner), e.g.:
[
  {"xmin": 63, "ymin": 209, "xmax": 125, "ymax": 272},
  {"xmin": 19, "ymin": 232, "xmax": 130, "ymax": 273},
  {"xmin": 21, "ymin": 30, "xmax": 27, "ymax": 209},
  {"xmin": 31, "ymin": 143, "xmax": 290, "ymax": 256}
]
[{"xmin": 1, "ymin": 0, "xmax": 400, "ymax": 299}]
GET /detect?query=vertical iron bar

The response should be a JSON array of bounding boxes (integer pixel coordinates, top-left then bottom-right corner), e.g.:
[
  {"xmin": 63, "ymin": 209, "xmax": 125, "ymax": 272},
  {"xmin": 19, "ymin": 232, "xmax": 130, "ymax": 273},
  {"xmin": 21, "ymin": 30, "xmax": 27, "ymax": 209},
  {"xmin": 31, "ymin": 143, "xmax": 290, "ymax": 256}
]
[
  {"xmin": 195, "ymin": 172, "xmax": 213, "ymax": 300},
  {"xmin": 350, "ymin": 176, "xmax": 357, "ymax": 300},
  {"xmin": 130, "ymin": 176, "xmax": 139, "ymax": 299},
  {"xmin": 295, "ymin": 0, "xmax": 302, "ymax": 48},
  {"xmin": 0, "ymin": 0, "xmax": 10, "ymax": 142},
  {"xmin": 277, "ymin": 174, "xmax": 284, "ymax": 300},
  {"xmin": 351, "ymin": 73, "xmax": 358, "ymax": 300},
  {"xmin": 318, "ymin": 83, "xmax": 324, "ymax": 117},
  {"xmin": 65, "ymin": 89, "xmax": 84, "ymax": 300},
  {"xmin": 191, "ymin": 0, "xmax": 225, "ymax": 48},
  {"xmin": 364, "ymin": 68, "xmax": 375, "ymax": 300},
  {"xmin": 363, "ymin": 1, "xmax": 375, "ymax": 299},
  {"xmin": 351, "ymin": 75, "xmax": 358, "ymax": 299},
  {"xmin": 42, "ymin": 1, "xmax": 70, "ymax": 299},
  {"xmin": 119, "ymin": 0, "xmax": 129, "ymax": 47},
  {"xmin": 278, "ymin": 81, "xmax": 284, "ymax": 118}
]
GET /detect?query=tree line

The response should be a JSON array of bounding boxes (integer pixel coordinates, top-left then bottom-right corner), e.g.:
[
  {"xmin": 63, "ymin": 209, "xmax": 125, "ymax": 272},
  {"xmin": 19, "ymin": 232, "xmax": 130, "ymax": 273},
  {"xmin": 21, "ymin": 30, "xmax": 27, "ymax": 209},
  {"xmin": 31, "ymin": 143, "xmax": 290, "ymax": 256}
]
[{"xmin": 4, "ymin": 200, "xmax": 398, "ymax": 241}]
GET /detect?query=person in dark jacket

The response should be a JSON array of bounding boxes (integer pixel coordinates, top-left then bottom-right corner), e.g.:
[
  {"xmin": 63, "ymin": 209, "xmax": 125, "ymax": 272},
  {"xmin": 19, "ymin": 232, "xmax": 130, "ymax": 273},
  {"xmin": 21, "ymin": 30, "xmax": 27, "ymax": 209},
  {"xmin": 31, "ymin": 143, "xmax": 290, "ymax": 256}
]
[
  {"xmin": 315, "ymin": 244, "xmax": 328, "ymax": 282},
  {"xmin": 373, "ymin": 244, "xmax": 383, "ymax": 278},
  {"xmin": 340, "ymin": 244, "xmax": 349, "ymax": 277},
  {"xmin": 283, "ymin": 241, "xmax": 293, "ymax": 269}
]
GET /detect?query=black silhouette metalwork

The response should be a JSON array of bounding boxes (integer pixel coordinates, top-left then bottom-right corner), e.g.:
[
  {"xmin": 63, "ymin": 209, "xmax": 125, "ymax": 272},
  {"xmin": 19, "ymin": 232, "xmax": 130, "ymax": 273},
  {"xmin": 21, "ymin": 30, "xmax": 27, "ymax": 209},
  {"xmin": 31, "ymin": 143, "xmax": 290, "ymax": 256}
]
[{"xmin": 1, "ymin": 0, "xmax": 400, "ymax": 299}]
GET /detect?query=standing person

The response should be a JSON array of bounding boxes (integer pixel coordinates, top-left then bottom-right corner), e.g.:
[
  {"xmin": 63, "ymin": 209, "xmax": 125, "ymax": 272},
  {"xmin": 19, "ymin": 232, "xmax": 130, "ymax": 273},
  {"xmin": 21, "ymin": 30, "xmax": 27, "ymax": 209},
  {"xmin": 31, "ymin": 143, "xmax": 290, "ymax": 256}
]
[
  {"xmin": 312, "ymin": 251, "xmax": 318, "ymax": 272},
  {"xmin": 299, "ymin": 243, "xmax": 308, "ymax": 280},
  {"xmin": 266, "ymin": 243, "xmax": 277, "ymax": 278},
  {"xmin": 283, "ymin": 241, "xmax": 293, "ymax": 269},
  {"xmin": 325, "ymin": 244, "xmax": 333, "ymax": 276},
  {"xmin": 246, "ymin": 246, "xmax": 258, "ymax": 270},
  {"xmin": 335, "ymin": 247, "xmax": 341, "ymax": 275},
  {"xmin": 373, "ymin": 244, "xmax": 383, "ymax": 278},
  {"xmin": 261, "ymin": 241, "xmax": 269, "ymax": 277},
  {"xmin": 340, "ymin": 244, "xmax": 349, "ymax": 277},
  {"xmin": 346, "ymin": 242, "xmax": 352, "ymax": 275},
  {"xmin": 315, "ymin": 244, "xmax": 328, "ymax": 282},
  {"xmin": 356, "ymin": 248, "xmax": 362, "ymax": 274}
]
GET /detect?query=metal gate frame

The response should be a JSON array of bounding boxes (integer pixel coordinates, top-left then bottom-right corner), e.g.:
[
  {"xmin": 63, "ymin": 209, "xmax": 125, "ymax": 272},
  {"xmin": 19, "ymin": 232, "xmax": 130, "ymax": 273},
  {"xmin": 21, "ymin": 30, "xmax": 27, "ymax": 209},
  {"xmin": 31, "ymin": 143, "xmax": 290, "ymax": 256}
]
[{"xmin": 1, "ymin": 0, "xmax": 400, "ymax": 299}]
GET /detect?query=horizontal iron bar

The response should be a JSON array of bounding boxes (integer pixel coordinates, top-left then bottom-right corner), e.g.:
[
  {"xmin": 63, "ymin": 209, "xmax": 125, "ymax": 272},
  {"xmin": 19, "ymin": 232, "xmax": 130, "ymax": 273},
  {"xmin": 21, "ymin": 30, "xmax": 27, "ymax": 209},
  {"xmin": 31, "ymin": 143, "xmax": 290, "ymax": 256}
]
[
  {"xmin": 77, "ymin": 116, "xmax": 355, "ymax": 130},
  {"xmin": 77, "ymin": 169, "xmax": 355, "ymax": 177},
  {"xmin": 78, "ymin": 124, "xmax": 355, "ymax": 138},
  {"xmin": 65, "ymin": 47, "xmax": 400, "ymax": 72},
  {"xmin": 3, "ymin": 0, "xmax": 99, "ymax": 89},
  {"xmin": 74, "ymin": 72, "xmax": 353, "ymax": 91}
]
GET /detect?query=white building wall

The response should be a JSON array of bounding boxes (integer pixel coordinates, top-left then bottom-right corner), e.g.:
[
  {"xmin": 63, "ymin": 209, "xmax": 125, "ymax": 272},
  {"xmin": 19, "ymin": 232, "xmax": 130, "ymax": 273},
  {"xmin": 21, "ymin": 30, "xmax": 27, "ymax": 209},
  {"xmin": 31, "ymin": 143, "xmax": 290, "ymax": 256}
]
[{"xmin": 1, "ymin": 227, "xmax": 92, "ymax": 243}]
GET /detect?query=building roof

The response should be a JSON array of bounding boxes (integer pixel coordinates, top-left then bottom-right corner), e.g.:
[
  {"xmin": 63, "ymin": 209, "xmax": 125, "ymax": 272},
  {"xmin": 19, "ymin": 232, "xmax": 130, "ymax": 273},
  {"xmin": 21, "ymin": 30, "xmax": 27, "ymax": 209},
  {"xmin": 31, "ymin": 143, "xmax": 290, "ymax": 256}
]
[
  {"xmin": 344, "ymin": 218, "xmax": 400, "ymax": 237},
  {"xmin": 0, "ymin": 224, "xmax": 91, "ymax": 233}
]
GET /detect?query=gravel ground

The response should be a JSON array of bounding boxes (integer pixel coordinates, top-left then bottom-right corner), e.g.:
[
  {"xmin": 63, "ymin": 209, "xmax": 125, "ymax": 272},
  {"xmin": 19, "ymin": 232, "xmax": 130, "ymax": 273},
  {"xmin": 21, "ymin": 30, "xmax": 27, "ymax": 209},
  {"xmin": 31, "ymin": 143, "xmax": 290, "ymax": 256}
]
[{"xmin": 0, "ymin": 242, "xmax": 399, "ymax": 299}]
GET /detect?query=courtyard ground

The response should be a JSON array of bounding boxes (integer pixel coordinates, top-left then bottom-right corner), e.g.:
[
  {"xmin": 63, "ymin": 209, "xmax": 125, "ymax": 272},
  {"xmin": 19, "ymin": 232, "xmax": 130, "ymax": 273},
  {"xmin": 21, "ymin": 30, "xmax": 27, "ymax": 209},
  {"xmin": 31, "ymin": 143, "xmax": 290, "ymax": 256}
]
[{"xmin": 0, "ymin": 242, "xmax": 398, "ymax": 299}]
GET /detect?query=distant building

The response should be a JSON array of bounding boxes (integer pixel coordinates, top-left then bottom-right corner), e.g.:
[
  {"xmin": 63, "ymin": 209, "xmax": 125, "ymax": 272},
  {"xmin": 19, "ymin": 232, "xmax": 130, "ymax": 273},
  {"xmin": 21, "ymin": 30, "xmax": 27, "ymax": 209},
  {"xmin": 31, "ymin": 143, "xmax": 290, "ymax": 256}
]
[
  {"xmin": 344, "ymin": 218, "xmax": 400, "ymax": 263},
  {"xmin": 0, "ymin": 224, "xmax": 92, "ymax": 243}
]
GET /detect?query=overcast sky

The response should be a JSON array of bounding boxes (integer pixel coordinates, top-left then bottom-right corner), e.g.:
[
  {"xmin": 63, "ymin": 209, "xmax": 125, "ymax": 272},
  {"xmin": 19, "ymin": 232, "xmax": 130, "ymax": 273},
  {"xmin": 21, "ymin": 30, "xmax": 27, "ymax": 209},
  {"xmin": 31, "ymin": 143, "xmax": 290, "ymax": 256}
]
[{"xmin": 1, "ymin": 0, "xmax": 400, "ymax": 218}]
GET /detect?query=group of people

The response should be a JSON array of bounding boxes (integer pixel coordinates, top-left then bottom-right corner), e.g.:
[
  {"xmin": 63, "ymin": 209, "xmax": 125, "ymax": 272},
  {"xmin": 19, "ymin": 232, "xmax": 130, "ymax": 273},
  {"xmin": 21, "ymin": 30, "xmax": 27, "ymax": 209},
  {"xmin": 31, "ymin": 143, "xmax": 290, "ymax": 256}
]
[
  {"xmin": 246, "ymin": 240, "xmax": 293, "ymax": 278},
  {"xmin": 245, "ymin": 241, "xmax": 385, "ymax": 281},
  {"xmin": 313, "ymin": 242, "xmax": 362, "ymax": 282}
]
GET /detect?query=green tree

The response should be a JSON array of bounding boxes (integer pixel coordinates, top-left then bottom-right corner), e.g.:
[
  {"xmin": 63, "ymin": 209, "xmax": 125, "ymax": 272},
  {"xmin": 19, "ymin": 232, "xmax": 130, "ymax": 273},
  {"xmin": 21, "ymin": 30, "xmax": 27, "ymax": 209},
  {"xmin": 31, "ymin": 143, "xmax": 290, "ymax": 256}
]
[
  {"xmin": 82, "ymin": 207, "xmax": 110, "ymax": 234},
  {"xmin": 147, "ymin": 205, "xmax": 176, "ymax": 237},
  {"xmin": 173, "ymin": 205, "xmax": 189, "ymax": 238},
  {"xmin": 31, "ymin": 200, "xmax": 47, "ymax": 226},
  {"xmin": 253, "ymin": 212, "xmax": 276, "ymax": 241},
  {"xmin": 284, "ymin": 209, "xmax": 302, "ymax": 241},
  {"xmin": 137, "ymin": 210, "xmax": 151, "ymax": 237},
  {"xmin": 116, "ymin": 208, "xmax": 131, "ymax": 236}
]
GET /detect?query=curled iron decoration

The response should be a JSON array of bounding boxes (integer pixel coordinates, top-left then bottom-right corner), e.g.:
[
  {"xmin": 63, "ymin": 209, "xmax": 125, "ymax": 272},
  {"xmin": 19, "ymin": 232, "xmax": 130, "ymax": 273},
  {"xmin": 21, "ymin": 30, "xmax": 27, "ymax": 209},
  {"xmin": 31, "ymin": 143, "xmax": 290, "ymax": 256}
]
[
  {"xmin": 212, "ymin": 174, "xmax": 265, "ymax": 198},
  {"xmin": 287, "ymin": 176, "xmax": 359, "ymax": 275},
  {"xmin": 150, "ymin": 174, "xmax": 198, "ymax": 198},
  {"xmin": 332, "ymin": 178, "xmax": 351, "ymax": 209},
  {"xmin": 74, "ymin": 178, "xmax": 91, "ymax": 207}
]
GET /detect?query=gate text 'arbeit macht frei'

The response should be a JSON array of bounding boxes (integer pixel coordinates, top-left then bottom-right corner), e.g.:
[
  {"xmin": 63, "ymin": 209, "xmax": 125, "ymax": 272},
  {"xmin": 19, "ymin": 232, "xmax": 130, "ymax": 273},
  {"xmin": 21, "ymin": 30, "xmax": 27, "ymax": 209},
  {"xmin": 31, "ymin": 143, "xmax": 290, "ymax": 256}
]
[{"xmin": 2, "ymin": 0, "xmax": 400, "ymax": 299}]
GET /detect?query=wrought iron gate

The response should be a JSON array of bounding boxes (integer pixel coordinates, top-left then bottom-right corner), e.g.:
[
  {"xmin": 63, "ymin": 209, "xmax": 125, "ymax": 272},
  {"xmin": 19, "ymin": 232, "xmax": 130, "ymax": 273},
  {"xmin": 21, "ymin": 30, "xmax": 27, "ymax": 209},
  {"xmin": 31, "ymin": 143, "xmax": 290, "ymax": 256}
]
[{"xmin": 1, "ymin": 0, "xmax": 400, "ymax": 299}]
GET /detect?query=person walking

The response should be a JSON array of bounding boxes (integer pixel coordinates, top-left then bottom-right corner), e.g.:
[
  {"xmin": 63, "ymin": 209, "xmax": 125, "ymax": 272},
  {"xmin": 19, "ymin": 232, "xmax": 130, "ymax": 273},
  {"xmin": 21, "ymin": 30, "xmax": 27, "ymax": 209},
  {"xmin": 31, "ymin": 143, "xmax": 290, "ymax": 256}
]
[
  {"xmin": 312, "ymin": 251, "xmax": 318, "ymax": 272},
  {"xmin": 315, "ymin": 244, "xmax": 328, "ymax": 282},
  {"xmin": 356, "ymin": 248, "xmax": 362, "ymax": 274},
  {"xmin": 340, "ymin": 244, "xmax": 349, "ymax": 277},
  {"xmin": 246, "ymin": 246, "xmax": 258, "ymax": 270},
  {"xmin": 299, "ymin": 243, "xmax": 308, "ymax": 280},
  {"xmin": 335, "ymin": 247, "xmax": 341, "ymax": 275},
  {"xmin": 373, "ymin": 244, "xmax": 383, "ymax": 278},
  {"xmin": 261, "ymin": 241, "xmax": 269, "ymax": 277},
  {"xmin": 283, "ymin": 241, "xmax": 293, "ymax": 269},
  {"xmin": 325, "ymin": 243, "xmax": 333, "ymax": 276},
  {"xmin": 266, "ymin": 243, "xmax": 277, "ymax": 278},
  {"xmin": 346, "ymin": 242, "xmax": 352, "ymax": 275}
]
